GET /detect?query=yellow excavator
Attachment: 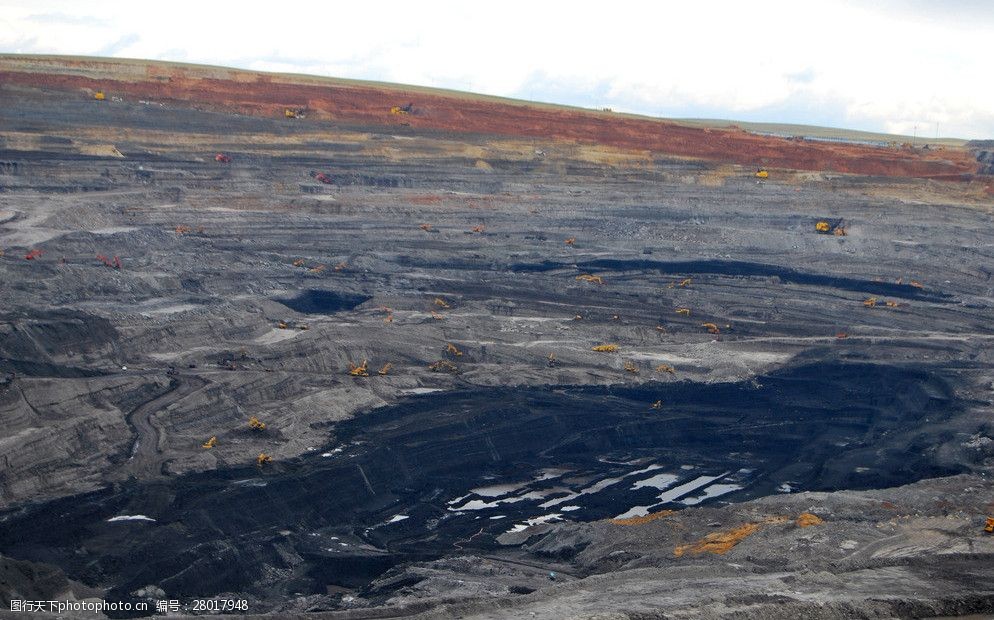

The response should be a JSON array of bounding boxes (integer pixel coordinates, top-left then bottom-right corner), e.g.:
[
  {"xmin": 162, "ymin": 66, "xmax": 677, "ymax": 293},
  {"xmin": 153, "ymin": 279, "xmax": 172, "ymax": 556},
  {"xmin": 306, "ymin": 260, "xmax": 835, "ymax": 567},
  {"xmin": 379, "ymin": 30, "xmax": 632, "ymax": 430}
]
[
  {"xmin": 985, "ymin": 516, "xmax": 994, "ymax": 533},
  {"xmin": 248, "ymin": 416, "xmax": 266, "ymax": 431},
  {"xmin": 349, "ymin": 360, "xmax": 369, "ymax": 377},
  {"xmin": 202, "ymin": 436, "xmax": 217, "ymax": 449}
]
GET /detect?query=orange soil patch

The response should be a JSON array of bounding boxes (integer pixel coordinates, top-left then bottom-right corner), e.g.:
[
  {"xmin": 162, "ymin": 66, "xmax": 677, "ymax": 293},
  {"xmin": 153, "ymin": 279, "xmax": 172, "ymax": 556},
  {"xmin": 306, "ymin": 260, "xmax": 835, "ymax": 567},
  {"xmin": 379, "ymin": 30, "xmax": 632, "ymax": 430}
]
[
  {"xmin": 796, "ymin": 512, "xmax": 824, "ymax": 527},
  {"xmin": 610, "ymin": 510, "xmax": 675, "ymax": 526},
  {"xmin": 674, "ymin": 515, "xmax": 792, "ymax": 557},
  {"xmin": 0, "ymin": 57, "xmax": 984, "ymax": 181},
  {"xmin": 674, "ymin": 523, "xmax": 761, "ymax": 557}
]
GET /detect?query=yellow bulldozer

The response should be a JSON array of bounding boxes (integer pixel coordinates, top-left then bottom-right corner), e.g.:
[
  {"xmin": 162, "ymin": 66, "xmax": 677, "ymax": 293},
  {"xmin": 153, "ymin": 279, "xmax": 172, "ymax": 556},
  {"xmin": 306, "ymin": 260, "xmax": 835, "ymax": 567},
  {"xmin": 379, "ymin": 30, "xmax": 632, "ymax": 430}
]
[
  {"xmin": 985, "ymin": 516, "xmax": 994, "ymax": 533},
  {"xmin": 816, "ymin": 219, "xmax": 847, "ymax": 236},
  {"xmin": 755, "ymin": 168, "xmax": 769, "ymax": 179},
  {"xmin": 248, "ymin": 416, "xmax": 266, "ymax": 431},
  {"xmin": 94, "ymin": 91, "xmax": 106, "ymax": 101},
  {"xmin": 257, "ymin": 453, "xmax": 273, "ymax": 466}
]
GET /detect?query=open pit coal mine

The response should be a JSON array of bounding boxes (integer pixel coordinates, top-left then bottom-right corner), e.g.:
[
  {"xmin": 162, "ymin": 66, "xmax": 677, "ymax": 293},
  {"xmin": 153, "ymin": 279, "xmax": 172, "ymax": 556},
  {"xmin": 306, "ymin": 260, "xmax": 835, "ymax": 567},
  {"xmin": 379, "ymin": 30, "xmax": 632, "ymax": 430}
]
[{"xmin": 1, "ymin": 56, "xmax": 994, "ymax": 619}]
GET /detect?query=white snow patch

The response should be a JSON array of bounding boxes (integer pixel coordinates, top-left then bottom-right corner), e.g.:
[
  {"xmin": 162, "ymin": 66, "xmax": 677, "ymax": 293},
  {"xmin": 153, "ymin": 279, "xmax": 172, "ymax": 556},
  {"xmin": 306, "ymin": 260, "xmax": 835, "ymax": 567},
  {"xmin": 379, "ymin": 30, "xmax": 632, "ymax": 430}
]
[
  {"xmin": 506, "ymin": 513, "xmax": 563, "ymax": 534},
  {"xmin": 614, "ymin": 473, "xmax": 730, "ymax": 520},
  {"xmin": 613, "ymin": 505, "xmax": 653, "ymax": 520},
  {"xmin": 400, "ymin": 387, "xmax": 444, "ymax": 395},
  {"xmin": 654, "ymin": 474, "xmax": 728, "ymax": 504},
  {"xmin": 631, "ymin": 473, "xmax": 679, "ymax": 491},
  {"xmin": 451, "ymin": 499, "xmax": 502, "ymax": 511},
  {"xmin": 469, "ymin": 482, "xmax": 526, "ymax": 498},
  {"xmin": 533, "ymin": 468, "xmax": 569, "ymax": 481},
  {"xmin": 679, "ymin": 484, "xmax": 743, "ymax": 505},
  {"xmin": 107, "ymin": 515, "xmax": 156, "ymax": 523}
]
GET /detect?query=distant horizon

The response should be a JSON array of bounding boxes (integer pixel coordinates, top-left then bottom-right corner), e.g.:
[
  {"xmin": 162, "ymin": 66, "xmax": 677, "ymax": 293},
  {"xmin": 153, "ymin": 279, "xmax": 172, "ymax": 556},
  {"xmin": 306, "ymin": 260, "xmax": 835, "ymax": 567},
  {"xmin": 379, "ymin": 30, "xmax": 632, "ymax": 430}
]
[
  {"xmin": 2, "ymin": 1, "xmax": 991, "ymax": 139},
  {"xmin": 2, "ymin": 53, "xmax": 977, "ymax": 145}
]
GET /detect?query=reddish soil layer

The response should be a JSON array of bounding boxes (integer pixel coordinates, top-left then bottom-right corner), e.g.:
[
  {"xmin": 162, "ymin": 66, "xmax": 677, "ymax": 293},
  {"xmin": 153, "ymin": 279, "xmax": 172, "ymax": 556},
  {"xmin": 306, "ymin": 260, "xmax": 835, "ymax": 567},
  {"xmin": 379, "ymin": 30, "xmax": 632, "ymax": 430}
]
[{"xmin": 0, "ymin": 56, "xmax": 982, "ymax": 180}]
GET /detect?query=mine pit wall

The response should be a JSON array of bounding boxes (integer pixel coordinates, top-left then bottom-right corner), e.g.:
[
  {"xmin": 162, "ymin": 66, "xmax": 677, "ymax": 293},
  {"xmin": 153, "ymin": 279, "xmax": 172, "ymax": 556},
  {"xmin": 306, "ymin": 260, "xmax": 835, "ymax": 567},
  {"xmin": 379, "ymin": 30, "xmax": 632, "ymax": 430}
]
[{"xmin": 0, "ymin": 55, "xmax": 986, "ymax": 181}]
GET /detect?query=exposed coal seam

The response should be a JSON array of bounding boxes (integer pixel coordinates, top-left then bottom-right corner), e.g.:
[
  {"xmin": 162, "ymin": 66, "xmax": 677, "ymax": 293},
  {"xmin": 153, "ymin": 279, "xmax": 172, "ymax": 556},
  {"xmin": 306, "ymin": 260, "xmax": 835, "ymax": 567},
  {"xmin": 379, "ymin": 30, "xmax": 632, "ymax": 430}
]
[
  {"xmin": 0, "ymin": 362, "xmax": 963, "ymax": 606},
  {"xmin": 506, "ymin": 258, "xmax": 951, "ymax": 302},
  {"xmin": 0, "ymin": 357, "xmax": 109, "ymax": 378}
]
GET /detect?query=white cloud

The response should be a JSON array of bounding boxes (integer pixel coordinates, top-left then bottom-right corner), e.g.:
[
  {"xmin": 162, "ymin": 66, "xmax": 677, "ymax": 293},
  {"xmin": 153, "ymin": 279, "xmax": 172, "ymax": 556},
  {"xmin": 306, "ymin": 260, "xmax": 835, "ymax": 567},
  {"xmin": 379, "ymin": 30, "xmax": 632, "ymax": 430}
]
[{"xmin": 0, "ymin": 0, "xmax": 991, "ymax": 138}]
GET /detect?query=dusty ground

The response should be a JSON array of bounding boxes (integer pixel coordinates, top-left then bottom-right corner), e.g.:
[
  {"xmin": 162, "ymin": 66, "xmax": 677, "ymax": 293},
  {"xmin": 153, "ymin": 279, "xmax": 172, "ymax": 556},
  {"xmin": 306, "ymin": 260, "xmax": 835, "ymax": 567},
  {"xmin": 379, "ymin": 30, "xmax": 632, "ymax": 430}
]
[{"xmin": 1, "ymin": 57, "xmax": 993, "ymax": 619}]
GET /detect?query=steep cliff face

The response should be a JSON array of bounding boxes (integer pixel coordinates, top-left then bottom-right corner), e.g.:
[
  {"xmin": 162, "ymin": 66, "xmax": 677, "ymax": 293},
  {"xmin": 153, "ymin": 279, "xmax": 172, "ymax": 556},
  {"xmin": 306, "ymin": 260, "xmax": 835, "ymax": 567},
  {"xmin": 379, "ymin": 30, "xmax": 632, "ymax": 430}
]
[{"xmin": 975, "ymin": 149, "xmax": 994, "ymax": 175}]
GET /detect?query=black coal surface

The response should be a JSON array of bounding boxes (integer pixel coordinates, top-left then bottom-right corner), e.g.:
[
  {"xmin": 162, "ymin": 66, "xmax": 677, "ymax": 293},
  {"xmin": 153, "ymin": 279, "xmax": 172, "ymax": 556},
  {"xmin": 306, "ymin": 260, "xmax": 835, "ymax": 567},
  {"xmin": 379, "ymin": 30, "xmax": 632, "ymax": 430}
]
[
  {"xmin": 0, "ymin": 362, "xmax": 963, "ymax": 614},
  {"xmin": 515, "ymin": 259, "xmax": 952, "ymax": 303},
  {"xmin": 276, "ymin": 289, "xmax": 372, "ymax": 314}
]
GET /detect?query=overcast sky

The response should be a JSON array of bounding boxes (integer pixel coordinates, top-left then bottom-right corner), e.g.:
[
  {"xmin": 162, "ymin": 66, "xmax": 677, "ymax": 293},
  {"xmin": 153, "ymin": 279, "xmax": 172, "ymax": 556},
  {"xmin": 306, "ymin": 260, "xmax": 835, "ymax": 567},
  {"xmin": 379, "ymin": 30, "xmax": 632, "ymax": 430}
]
[{"xmin": 1, "ymin": 1, "xmax": 992, "ymax": 139}]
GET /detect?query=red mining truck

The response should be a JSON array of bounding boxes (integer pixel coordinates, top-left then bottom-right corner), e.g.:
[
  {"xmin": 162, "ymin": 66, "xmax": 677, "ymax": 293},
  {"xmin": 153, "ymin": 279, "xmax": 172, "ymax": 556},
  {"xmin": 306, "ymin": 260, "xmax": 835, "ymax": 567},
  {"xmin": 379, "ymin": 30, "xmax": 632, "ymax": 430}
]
[{"xmin": 310, "ymin": 170, "xmax": 334, "ymax": 184}]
